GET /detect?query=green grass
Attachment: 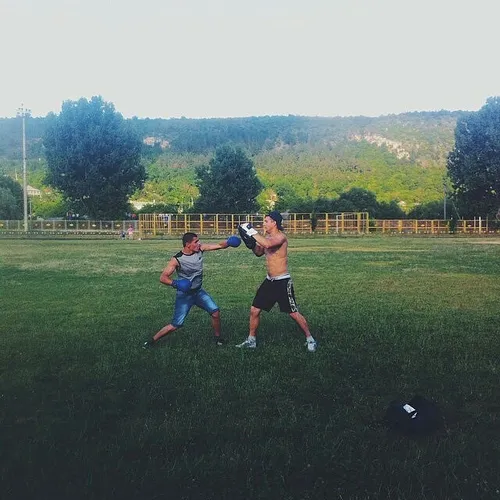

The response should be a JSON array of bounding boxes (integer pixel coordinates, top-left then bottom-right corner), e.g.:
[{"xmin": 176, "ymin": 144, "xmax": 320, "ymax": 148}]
[{"xmin": 1, "ymin": 236, "xmax": 500, "ymax": 500}]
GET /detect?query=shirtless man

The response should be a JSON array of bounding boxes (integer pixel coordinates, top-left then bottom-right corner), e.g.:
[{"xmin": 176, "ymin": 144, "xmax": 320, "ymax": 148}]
[{"xmin": 236, "ymin": 211, "xmax": 317, "ymax": 352}]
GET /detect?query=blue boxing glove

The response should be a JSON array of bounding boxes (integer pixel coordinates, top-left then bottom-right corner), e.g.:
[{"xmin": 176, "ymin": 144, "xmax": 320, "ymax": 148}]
[
  {"xmin": 171, "ymin": 279, "xmax": 192, "ymax": 293},
  {"xmin": 226, "ymin": 235, "xmax": 241, "ymax": 247}
]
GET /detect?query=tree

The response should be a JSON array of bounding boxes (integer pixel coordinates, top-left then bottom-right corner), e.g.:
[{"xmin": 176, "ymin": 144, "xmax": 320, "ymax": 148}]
[
  {"xmin": 0, "ymin": 175, "xmax": 23, "ymax": 219},
  {"xmin": 447, "ymin": 97, "xmax": 500, "ymax": 217},
  {"xmin": 407, "ymin": 199, "xmax": 455, "ymax": 219},
  {"xmin": 193, "ymin": 145, "xmax": 262, "ymax": 213},
  {"xmin": 336, "ymin": 188, "xmax": 379, "ymax": 215},
  {"xmin": 43, "ymin": 96, "xmax": 145, "ymax": 219}
]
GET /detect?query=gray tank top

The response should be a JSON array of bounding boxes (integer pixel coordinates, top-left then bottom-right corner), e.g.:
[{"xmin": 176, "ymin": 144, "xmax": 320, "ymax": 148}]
[{"xmin": 174, "ymin": 250, "xmax": 204, "ymax": 290}]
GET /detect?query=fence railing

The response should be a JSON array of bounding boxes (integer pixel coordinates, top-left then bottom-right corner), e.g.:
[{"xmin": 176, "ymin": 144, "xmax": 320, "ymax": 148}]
[
  {"xmin": 0, "ymin": 219, "xmax": 136, "ymax": 234},
  {"xmin": 0, "ymin": 215, "xmax": 498, "ymax": 237},
  {"xmin": 370, "ymin": 218, "xmax": 495, "ymax": 234},
  {"xmin": 137, "ymin": 212, "xmax": 369, "ymax": 237}
]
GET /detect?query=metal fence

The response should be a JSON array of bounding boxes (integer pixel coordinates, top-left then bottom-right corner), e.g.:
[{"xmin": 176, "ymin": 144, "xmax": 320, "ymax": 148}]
[
  {"xmin": 0, "ymin": 219, "xmax": 136, "ymax": 236},
  {"xmin": 369, "ymin": 217, "xmax": 496, "ymax": 234},
  {"xmin": 0, "ymin": 214, "xmax": 498, "ymax": 237},
  {"xmin": 138, "ymin": 212, "xmax": 369, "ymax": 238}
]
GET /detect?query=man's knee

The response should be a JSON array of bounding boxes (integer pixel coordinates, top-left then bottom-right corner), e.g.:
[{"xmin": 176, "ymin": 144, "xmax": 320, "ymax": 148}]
[
  {"xmin": 211, "ymin": 309, "xmax": 220, "ymax": 319},
  {"xmin": 250, "ymin": 306, "xmax": 261, "ymax": 317}
]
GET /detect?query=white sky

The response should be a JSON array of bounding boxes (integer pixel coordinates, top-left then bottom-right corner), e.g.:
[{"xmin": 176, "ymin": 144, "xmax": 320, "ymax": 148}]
[{"xmin": 1, "ymin": 0, "xmax": 499, "ymax": 119}]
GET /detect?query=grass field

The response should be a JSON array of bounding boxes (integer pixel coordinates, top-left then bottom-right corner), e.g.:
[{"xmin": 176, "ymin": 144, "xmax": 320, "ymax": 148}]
[{"xmin": 1, "ymin": 236, "xmax": 499, "ymax": 500}]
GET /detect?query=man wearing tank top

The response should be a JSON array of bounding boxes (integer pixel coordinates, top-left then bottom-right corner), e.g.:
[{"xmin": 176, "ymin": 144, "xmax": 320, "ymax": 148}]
[{"xmin": 143, "ymin": 232, "xmax": 241, "ymax": 348}]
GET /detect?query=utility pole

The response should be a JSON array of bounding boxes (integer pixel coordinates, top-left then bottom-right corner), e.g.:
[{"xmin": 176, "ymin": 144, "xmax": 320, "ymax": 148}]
[
  {"xmin": 17, "ymin": 104, "xmax": 30, "ymax": 231},
  {"xmin": 443, "ymin": 181, "xmax": 447, "ymax": 220}
]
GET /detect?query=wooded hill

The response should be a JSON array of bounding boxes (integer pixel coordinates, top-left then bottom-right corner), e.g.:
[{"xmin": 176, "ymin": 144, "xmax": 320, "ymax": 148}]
[{"xmin": 0, "ymin": 111, "xmax": 462, "ymax": 211}]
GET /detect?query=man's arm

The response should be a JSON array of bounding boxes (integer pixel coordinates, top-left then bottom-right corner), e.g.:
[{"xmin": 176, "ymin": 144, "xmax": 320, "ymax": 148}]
[
  {"xmin": 253, "ymin": 233, "xmax": 286, "ymax": 250},
  {"xmin": 201, "ymin": 235, "xmax": 240, "ymax": 252},
  {"xmin": 200, "ymin": 240, "xmax": 229, "ymax": 252},
  {"xmin": 252, "ymin": 243, "xmax": 265, "ymax": 257},
  {"xmin": 159, "ymin": 258, "xmax": 180, "ymax": 286}
]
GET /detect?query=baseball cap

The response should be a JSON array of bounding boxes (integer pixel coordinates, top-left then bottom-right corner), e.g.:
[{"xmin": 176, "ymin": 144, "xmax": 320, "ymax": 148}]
[{"xmin": 267, "ymin": 210, "xmax": 284, "ymax": 230}]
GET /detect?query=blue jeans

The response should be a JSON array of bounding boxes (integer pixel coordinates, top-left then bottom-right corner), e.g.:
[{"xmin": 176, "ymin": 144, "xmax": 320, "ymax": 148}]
[{"xmin": 171, "ymin": 288, "xmax": 219, "ymax": 327}]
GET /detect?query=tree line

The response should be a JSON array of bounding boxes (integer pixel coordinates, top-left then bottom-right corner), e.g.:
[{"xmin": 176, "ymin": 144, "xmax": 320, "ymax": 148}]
[{"xmin": 0, "ymin": 96, "xmax": 498, "ymax": 221}]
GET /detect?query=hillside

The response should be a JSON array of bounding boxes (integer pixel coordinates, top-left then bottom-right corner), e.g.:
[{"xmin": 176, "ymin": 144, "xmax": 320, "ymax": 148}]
[{"xmin": 0, "ymin": 111, "xmax": 462, "ymax": 210}]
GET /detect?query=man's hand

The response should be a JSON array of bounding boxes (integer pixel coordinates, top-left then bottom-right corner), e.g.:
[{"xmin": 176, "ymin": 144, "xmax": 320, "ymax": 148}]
[
  {"xmin": 171, "ymin": 279, "xmax": 192, "ymax": 292},
  {"xmin": 240, "ymin": 222, "xmax": 258, "ymax": 236},
  {"xmin": 238, "ymin": 223, "xmax": 257, "ymax": 249},
  {"xmin": 226, "ymin": 235, "xmax": 241, "ymax": 247}
]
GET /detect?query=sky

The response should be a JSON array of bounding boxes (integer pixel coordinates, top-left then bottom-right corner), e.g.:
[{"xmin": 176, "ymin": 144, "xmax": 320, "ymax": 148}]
[{"xmin": 1, "ymin": 0, "xmax": 499, "ymax": 119}]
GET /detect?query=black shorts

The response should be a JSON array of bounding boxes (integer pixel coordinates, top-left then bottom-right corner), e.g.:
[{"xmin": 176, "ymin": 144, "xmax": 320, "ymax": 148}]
[{"xmin": 252, "ymin": 277, "xmax": 299, "ymax": 313}]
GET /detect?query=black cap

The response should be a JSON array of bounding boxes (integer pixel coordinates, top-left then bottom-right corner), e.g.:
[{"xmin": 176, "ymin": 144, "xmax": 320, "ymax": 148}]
[{"xmin": 267, "ymin": 210, "xmax": 284, "ymax": 230}]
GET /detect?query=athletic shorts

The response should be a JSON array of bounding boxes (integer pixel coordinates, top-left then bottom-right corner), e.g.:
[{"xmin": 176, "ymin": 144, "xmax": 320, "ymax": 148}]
[
  {"xmin": 252, "ymin": 277, "xmax": 299, "ymax": 313},
  {"xmin": 171, "ymin": 288, "xmax": 219, "ymax": 327}
]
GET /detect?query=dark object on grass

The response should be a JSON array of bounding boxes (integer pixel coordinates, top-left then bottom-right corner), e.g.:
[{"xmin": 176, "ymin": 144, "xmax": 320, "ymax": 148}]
[{"xmin": 384, "ymin": 395, "xmax": 442, "ymax": 436}]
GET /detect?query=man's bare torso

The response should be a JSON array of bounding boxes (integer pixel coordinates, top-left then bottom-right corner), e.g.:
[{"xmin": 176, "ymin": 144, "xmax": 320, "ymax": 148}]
[{"xmin": 264, "ymin": 235, "xmax": 288, "ymax": 277}]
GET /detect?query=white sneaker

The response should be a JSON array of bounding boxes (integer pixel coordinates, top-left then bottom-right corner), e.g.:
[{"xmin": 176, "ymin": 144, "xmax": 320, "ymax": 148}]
[
  {"xmin": 236, "ymin": 338, "xmax": 257, "ymax": 349},
  {"xmin": 306, "ymin": 340, "xmax": 317, "ymax": 352}
]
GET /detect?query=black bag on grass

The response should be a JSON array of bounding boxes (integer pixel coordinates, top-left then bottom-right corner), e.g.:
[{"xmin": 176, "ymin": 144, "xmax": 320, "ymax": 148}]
[{"xmin": 384, "ymin": 395, "xmax": 442, "ymax": 436}]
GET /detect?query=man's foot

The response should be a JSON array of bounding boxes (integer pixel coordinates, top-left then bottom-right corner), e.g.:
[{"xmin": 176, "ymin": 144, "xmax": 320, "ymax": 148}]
[
  {"xmin": 236, "ymin": 338, "xmax": 257, "ymax": 349},
  {"xmin": 306, "ymin": 340, "xmax": 317, "ymax": 352},
  {"xmin": 142, "ymin": 339, "xmax": 155, "ymax": 349},
  {"xmin": 214, "ymin": 336, "xmax": 225, "ymax": 346}
]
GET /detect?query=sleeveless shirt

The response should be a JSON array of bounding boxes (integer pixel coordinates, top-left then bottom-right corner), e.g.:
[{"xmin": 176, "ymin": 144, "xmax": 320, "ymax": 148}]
[{"xmin": 174, "ymin": 250, "xmax": 204, "ymax": 290}]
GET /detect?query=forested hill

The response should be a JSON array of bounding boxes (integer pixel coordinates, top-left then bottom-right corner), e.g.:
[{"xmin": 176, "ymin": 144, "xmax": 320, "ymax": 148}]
[
  {"xmin": 0, "ymin": 111, "xmax": 463, "ymax": 209},
  {"xmin": 127, "ymin": 111, "xmax": 461, "ymax": 167},
  {"xmin": 0, "ymin": 111, "xmax": 460, "ymax": 160}
]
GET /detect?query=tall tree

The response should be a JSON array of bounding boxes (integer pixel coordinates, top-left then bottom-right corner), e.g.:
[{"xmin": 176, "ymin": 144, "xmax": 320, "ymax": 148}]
[
  {"xmin": 43, "ymin": 96, "xmax": 145, "ymax": 219},
  {"xmin": 193, "ymin": 145, "xmax": 262, "ymax": 213},
  {"xmin": 0, "ymin": 175, "xmax": 23, "ymax": 219},
  {"xmin": 447, "ymin": 97, "xmax": 500, "ymax": 217}
]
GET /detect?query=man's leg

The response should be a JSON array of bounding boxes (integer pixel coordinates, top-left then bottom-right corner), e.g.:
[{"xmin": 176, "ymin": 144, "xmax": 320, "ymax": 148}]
[
  {"xmin": 210, "ymin": 310, "xmax": 226, "ymax": 345},
  {"xmin": 143, "ymin": 294, "xmax": 190, "ymax": 348},
  {"xmin": 210, "ymin": 310, "xmax": 221, "ymax": 336},
  {"xmin": 289, "ymin": 311, "xmax": 312, "ymax": 338},
  {"xmin": 289, "ymin": 311, "xmax": 317, "ymax": 352},
  {"xmin": 143, "ymin": 323, "xmax": 178, "ymax": 348},
  {"xmin": 249, "ymin": 306, "xmax": 261, "ymax": 337},
  {"xmin": 193, "ymin": 290, "xmax": 225, "ymax": 345},
  {"xmin": 236, "ymin": 306, "xmax": 260, "ymax": 348},
  {"xmin": 153, "ymin": 323, "xmax": 178, "ymax": 341}
]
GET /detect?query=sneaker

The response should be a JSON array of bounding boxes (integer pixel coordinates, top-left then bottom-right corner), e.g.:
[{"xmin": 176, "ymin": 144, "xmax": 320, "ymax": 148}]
[
  {"xmin": 214, "ymin": 336, "xmax": 225, "ymax": 346},
  {"xmin": 306, "ymin": 340, "xmax": 317, "ymax": 352},
  {"xmin": 142, "ymin": 339, "xmax": 155, "ymax": 349},
  {"xmin": 236, "ymin": 338, "xmax": 257, "ymax": 349}
]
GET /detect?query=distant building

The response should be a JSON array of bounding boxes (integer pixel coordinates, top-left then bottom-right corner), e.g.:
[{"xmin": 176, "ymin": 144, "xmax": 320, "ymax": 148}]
[
  {"xmin": 27, "ymin": 185, "xmax": 41, "ymax": 196},
  {"xmin": 130, "ymin": 200, "xmax": 152, "ymax": 210},
  {"xmin": 143, "ymin": 137, "xmax": 170, "ymax": 149}
]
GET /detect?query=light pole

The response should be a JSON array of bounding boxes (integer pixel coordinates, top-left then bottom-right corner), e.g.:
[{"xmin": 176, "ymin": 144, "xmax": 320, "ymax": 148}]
[
  {"xmin": 443, "ymin": 181, "xmax": 447, "ymax": 220},
  {"xmin": 17, "ymin": 104, "xmax": 30, "ymax": 231}
]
